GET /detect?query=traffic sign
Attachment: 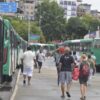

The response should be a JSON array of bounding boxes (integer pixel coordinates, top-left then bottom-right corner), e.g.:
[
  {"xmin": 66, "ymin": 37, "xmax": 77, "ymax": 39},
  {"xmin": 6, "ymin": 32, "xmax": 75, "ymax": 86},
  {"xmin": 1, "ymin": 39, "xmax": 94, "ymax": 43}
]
[{"xmin": 0, "ymin": 2, "xmax": 17, "ymax": 13}]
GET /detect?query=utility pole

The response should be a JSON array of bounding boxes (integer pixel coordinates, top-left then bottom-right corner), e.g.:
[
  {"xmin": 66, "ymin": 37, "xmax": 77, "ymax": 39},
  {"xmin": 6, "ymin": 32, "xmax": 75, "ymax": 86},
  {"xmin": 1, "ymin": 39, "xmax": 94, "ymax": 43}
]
[
  {"xmin": 28, "ymin": 16, "xmax": 31, "ymax": 43},
  {"xmin": 98, "ymin": 26, "xmax": 100, "ymax": 38}
]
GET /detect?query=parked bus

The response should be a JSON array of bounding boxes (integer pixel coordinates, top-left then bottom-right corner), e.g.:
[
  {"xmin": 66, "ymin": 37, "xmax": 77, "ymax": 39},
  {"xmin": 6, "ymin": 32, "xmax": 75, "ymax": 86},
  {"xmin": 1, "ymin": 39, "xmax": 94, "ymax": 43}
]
[
  {"xmin": 29, "ymin": 43, "xmax": 56, "ymax": 56},
  {"xmin": 0, "ymin": 17, "xmax": 27, "ymax": 84},
  {"xmin": 62, "ymin": 38, "xmax": 100, "ymax": 71}
]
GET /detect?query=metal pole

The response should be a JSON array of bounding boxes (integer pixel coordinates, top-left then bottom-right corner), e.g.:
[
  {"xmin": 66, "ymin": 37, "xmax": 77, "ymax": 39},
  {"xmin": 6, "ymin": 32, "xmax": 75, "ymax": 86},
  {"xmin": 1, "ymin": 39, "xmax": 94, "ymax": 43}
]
[
  {"xmin": 98, "ymin": 26, "xmax": 100, "ymax": 38},
  {"xmin": 89, "ymin": 29, "xmax": 90, "ymax": 38},
  {"xmin": 28, "ymin": 16, "xmax": 31, "ymax": 43},
  {"xmin": 16, "ymin": 0, "xmax": 19, "ymax": 18}
]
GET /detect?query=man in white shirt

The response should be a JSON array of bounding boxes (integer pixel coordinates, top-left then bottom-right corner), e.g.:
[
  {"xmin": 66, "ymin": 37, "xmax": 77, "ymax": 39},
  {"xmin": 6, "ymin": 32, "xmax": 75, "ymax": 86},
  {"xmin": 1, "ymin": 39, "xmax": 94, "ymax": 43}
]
[{"xmin": 21, "ymin": 46, "xmax": 35, "ymax": 85}]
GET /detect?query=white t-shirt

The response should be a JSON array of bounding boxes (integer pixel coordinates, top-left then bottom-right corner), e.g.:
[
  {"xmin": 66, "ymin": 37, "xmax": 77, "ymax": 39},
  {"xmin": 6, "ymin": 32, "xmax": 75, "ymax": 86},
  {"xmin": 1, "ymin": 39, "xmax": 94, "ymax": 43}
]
[
  {"xmin": 43, "ymin": 49, "xmax": 47, "ymax": 56},
  {"xmin": 37, "ymin": 52, "xmax": 45, "ymax": 62},
  {"xmin": 21, "ymin": 50, "xmax": 35, "ymax": 69}
]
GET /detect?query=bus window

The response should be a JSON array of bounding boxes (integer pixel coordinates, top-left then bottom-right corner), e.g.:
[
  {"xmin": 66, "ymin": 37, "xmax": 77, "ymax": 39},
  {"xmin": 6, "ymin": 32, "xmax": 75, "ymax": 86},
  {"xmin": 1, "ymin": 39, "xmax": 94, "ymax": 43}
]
[
  {"xmin": 95, "ymin": 45, "xmax": 100, "ymax": 48},
  {"xmin": 4, "ymin": 28, "xmax": 9, "ymax": 40},
  {"xmin": 94, "ymin": 39, "xmax": 100, "ymax": 48}
]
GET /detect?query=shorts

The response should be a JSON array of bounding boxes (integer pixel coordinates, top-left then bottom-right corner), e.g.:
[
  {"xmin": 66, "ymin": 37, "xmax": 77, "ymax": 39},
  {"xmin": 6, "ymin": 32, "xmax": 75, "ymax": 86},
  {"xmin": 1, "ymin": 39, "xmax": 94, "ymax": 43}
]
[
  {"xmin": 38, "ymin": 61, "xmax": 42, "ymax": 68},
  {"xmin": 23, "ymin": 67, "xmax": 33, "ymax": 77},
  {"xmin": 60, "ymin": 71, "xmax": 72, "ymax": 84},
  {"xmin": 79, "ymin": 76, "xmax": 88, "ymax": 85}
]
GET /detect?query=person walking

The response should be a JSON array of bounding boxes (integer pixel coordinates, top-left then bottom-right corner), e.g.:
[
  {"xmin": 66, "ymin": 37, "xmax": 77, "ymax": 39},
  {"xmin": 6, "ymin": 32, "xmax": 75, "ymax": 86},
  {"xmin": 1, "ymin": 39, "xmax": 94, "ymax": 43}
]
[
  {"xmin": 91, "ymin": 52, "xmax": 96, "ymax": 75},
  {"xmin": 55, "ymin": 49, "xmax": 63, "ymax": 86},
  {"xmin": 88, "ymin": 54, "xmax": 96, "ymax": 85},
  {"xmin": 59, "ymin": 47, "xmax": 74, "ymax": 98},
  {"xmin": 91, "ymin": 52, "xmax": 96, "ymax": 63},
  {"xmin": 37, "ymin": 50, "xmax": 45, "ymax": 73},
  {"xmin": 79, "ymin": 54, "xmax": 90, "ymax": 100},
  {"xmin": 21, "ymin": 46, "xmax": 36, "ymax": 85}
]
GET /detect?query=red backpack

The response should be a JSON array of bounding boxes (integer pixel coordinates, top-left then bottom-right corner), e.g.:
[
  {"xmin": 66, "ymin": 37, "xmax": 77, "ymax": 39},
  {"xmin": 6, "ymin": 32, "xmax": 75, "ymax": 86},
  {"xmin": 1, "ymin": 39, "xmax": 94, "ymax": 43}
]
[
  {"xmin": 81, "ymin": 63, "xmax": 90, "ymax": 76},
  {"xmin": 72, "ymin": 66, "xmax": 79, "ymax": 80}
]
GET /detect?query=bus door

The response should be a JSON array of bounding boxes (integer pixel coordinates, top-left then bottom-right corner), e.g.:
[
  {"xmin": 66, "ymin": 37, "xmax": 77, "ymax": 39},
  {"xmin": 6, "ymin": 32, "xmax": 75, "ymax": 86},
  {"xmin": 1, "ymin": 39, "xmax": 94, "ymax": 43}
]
[
  {"xmin": 91, "ymin": 39, "xmax": 100, "ymax": 65},
  {"xmin": 0, "ymin": 19, "xmax": 4, "ymax": 83}
]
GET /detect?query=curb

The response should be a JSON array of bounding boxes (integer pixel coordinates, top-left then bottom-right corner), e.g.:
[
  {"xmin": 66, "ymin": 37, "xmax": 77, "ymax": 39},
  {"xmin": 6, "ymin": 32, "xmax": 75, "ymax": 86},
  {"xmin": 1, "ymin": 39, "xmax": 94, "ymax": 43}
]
[{"xmin": 10, "ymin": 70, "xmax": 21, "ymax": 100}]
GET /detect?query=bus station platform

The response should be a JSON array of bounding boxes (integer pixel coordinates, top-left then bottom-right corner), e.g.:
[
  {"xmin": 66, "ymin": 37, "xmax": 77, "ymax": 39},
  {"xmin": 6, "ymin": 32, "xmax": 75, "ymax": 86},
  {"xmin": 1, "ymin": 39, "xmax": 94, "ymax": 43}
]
[
  {"xmin": 0, "ymin": 70, "xmax": 20, "ymax": 100},
  {"xmin": 13, "ymin": 68, "xmax": 100, "ymax": 100}
]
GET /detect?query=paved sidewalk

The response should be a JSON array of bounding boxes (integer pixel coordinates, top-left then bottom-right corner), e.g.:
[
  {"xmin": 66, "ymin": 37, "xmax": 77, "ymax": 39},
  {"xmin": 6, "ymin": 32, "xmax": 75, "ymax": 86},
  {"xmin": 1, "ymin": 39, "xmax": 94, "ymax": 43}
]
[
  {"xmin": 14, "ymin": 68, "xmax": 100, "ymax": 100},
  {"xmin": 0, "ymin": 70, "xmax": 20, "ymax": 100}
]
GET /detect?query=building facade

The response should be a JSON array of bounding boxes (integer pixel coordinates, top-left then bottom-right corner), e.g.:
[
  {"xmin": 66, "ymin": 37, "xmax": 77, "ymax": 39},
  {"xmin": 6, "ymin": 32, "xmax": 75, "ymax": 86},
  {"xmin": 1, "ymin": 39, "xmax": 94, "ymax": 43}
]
[
  {"xmin": 77, "ymin": 3, "xmax": 91, "ymax": 17},
  {"xmin": 17, "ymin": 0, "xmax": 37, "ymax": 20},
  {"xmin": 6, "ymin": 0, "xmax": 15, "ymax": 1},
  {"xmin": 59, "ymin": 0, "xmax": 77, "ymax": 20},
  {"xmin": 91, "ymin": 10, "xmax": 100, "ymax": 19}
]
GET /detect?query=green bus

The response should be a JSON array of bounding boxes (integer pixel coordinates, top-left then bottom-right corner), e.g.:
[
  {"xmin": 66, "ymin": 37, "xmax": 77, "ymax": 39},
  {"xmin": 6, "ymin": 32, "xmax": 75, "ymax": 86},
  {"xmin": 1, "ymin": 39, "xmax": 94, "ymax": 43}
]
[
  {"xmin": 29, "ymin": 43, "xmax": 56, "ymax": 56},
  {"xmin": 63, "ymin": 38, "xmax": 100, "ymax": 71},
  {"xmin": 0, "ymin": 17, "xmax": 27, "ymax": 84}
]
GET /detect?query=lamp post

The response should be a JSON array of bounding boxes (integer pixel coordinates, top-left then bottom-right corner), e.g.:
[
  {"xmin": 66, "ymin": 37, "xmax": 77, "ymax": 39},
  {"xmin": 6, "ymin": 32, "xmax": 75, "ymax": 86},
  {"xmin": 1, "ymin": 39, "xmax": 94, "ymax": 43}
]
[
  {"xmin": 97, "ymin": 26, "xmax": 100, "ymax": 38},
  {"xmin": 16, "ymin": 0, "xmax": 19, "ymax": 17},
  {"xmin": 28, "ymin": 16, "xmax": 31, "ymax": 43}
]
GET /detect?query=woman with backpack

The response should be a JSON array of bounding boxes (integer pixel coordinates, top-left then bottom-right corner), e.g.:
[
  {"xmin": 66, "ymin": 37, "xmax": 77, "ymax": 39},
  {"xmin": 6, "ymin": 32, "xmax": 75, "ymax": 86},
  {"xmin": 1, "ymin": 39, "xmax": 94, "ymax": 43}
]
[{"xmin": 79, "ymin": 54, "xmax": 90, "ymax": 100}]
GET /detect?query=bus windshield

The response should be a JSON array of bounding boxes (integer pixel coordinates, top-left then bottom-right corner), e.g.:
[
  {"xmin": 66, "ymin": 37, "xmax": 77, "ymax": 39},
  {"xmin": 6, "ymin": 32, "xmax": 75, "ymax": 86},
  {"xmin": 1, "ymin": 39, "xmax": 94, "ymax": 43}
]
[{"xmin": 94, "ymin": 38, "xmax": 100, "ymax": 48}]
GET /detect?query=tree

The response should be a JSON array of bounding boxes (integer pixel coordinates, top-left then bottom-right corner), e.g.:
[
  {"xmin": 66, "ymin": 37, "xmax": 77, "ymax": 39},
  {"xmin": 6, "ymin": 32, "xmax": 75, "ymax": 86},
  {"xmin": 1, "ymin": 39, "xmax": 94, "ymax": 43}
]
[
  {"xmin": 66, "ymin": 17, "xmax": 88, "ymax": 39},
  {"xmin": 31, "ymin": 22, "xmax": 45, "ymax": 42},
  {"xmin": 35, "ymin": 0, "xmax": 66, "ymax": 41},
  {"xmin": 81, "ymin": 14, "xmax": 100, "ymax": 32},
  {"xmin": 3, "ymin": 16, "xmax": 45, "ymax": 42}
]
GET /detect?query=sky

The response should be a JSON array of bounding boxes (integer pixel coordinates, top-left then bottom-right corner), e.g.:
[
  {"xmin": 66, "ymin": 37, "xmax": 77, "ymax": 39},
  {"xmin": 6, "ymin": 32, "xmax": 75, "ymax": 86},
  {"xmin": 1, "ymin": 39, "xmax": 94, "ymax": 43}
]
[{"xmin": 83, "ymin": 0, "xmax": 100, "ymax": 11}]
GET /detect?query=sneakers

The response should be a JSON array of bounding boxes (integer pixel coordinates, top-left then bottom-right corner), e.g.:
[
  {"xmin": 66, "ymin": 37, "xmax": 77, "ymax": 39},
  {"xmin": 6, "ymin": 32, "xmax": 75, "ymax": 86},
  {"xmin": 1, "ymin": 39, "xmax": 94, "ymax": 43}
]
[
  {"xmin": 60, "ymin": 92, "xmax": 71, "ymax": 99},
  {"xmin": 84, "ymin": 96, "xmax": 86, "ymax": 99},
  {"xmin": 66, "ymin": 92, "xmax": 71, "ymax": 97},
  {"xmin": 61, "ymin": 95, "xmax": 65, "ymax": 98},
  {"xmin": 80, "ymin": 96, "xmax": 86, "ymax": 100}
]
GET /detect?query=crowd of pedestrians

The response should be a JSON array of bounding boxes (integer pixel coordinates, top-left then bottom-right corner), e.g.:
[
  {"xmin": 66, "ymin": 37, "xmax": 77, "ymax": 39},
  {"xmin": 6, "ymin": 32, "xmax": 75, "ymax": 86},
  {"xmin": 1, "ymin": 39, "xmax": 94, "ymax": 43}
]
[
  {"xmin": 54, "ymin": 46, "xmax": 96, "ymax": 100},
  {"xmin": 20, "ymin": 45, "xmax": 96, "ymax": 100}
]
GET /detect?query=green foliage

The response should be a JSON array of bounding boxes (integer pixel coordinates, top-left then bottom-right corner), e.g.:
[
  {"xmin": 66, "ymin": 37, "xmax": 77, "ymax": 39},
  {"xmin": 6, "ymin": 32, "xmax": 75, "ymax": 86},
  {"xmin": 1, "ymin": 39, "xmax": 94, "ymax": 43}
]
[
  {"xmin": 3, "ymin": 10, "xmax": 100, "ymax": 42},
  {"xmin": 31, "ymin": 22, "xmax": 45, "ymax": 42},
  {"xmin": 67, "ymin": 17, "xmax": 88, "ymax": 39},
  {"xmin": 35, "ymin": 0, "xmax": 66, "ymax": 41},
  {"xmin": 3, "ymin": 16, "xmax": 45, "ymax": 42},
  {"xmin": 81, "ymin": 14, "xmax": 100, "ymax": 32}
]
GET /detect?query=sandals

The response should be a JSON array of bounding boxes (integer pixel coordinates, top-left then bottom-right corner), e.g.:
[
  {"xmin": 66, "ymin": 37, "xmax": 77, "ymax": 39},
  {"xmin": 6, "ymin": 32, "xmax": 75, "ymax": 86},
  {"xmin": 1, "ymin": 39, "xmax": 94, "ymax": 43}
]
[
  {"xmin": 80, "ymin": 96, "xmax": 86, "ymax": 100},
  {"xmin": 80, "ymin": 97, "xmax": 84, "ymax": 100}
]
